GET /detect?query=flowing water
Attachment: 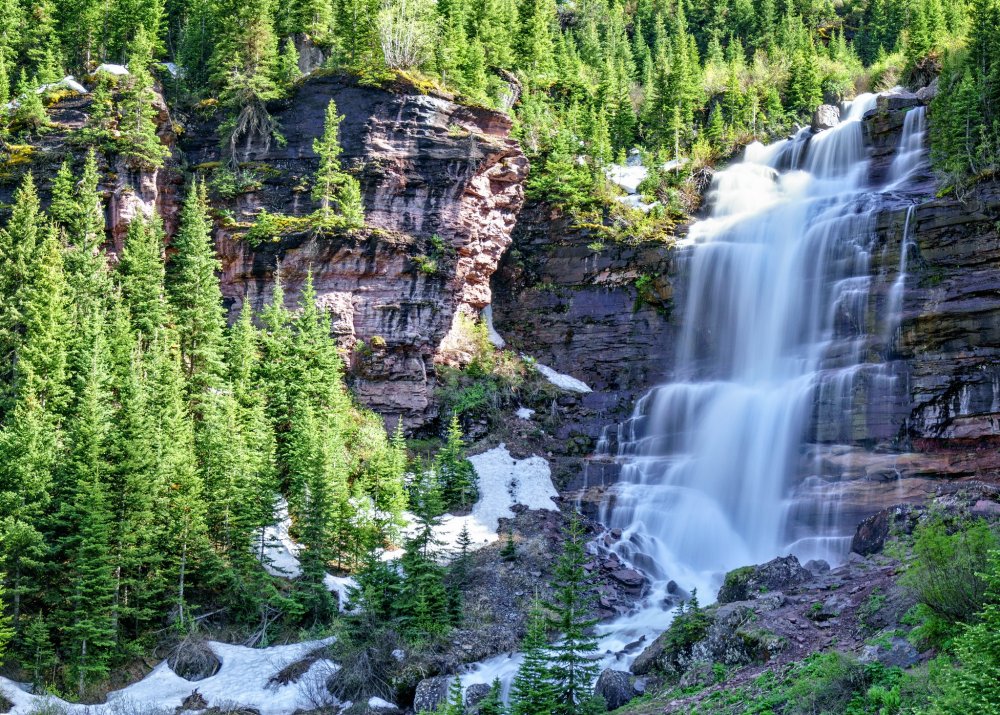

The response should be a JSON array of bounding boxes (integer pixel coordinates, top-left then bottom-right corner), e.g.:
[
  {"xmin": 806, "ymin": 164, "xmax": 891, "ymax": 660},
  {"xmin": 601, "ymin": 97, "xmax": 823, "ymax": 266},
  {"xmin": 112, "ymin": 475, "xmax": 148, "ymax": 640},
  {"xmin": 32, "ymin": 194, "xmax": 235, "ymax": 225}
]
[
  {"xmin": 465, "ymin": 97, "xmax": 930, "ymax": 690},
  {"xmin": 588, "ymin": 97, "xmax": 932, "ymax": 662}
]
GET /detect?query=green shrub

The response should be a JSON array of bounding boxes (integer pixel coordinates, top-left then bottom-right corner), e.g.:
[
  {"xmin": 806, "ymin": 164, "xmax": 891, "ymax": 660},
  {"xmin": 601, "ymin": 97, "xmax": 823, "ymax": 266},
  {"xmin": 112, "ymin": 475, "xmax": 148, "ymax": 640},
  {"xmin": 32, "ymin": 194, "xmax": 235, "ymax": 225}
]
[
  {"xmin": 901, "ymin": 516, "xmax": 998, "ymax": 647},
  {"xmin": 927, "ymin": 550, "xmax": 1000, "ymax": 714}
]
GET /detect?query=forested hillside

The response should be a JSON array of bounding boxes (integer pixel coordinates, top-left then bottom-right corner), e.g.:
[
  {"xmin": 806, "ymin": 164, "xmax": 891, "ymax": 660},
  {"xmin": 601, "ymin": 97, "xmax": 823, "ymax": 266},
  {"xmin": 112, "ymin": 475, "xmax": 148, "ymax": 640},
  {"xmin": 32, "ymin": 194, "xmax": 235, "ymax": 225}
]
[{"xmin": 2, "ymin": 0, "xmax": 998, "ymax": 207}]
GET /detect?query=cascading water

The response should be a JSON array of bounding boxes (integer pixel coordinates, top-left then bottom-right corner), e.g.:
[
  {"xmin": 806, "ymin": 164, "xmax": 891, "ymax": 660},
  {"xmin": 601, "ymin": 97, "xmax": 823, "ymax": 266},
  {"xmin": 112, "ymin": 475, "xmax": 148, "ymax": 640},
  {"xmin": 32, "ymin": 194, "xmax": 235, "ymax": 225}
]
[
  {"xmin": 464, "ymin": 97, "xmax": 930, "ymax": 691},
  {"xmin": 591, "ymin": 96, "xmax": 931, "ymax": 659}
]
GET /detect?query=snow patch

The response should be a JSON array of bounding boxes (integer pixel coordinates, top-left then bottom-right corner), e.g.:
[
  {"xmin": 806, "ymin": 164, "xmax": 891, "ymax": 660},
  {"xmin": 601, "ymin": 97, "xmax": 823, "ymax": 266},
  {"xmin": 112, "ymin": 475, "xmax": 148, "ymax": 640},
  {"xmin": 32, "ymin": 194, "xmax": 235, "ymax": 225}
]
[
  {"xmin": 411, "ymin": 445, "xmax": 558, "ymax": 555},
  {"xmin": 534, "ymin": 362, "xmax": 592, "ymax": 393},
  {"xmin": 369, "ymin": 696, "xmax": 399, "ymax": 709},
  {"xmin": 95, "ymin": 63, "xmax": 129, "ymax": 76},
  {"xmin": 515, "ymin": 407, "xmax": 535, "ymax": 420},
  {"xmin": 0, "ymin": 638, "xmax": 338, "ymax": 714},
  {"xmin": 482, "ymin": 304, "xmax": 506, "ymax": 348},
  {"xmin": 606, "ymin": 163, "xmax": 648, "ymax": 195}
]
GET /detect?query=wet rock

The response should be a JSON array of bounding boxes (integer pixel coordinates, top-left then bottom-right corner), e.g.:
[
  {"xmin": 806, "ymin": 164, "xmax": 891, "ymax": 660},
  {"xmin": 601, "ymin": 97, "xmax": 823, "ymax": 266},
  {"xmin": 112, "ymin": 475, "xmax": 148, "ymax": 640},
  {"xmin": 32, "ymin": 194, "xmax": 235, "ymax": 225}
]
[
  {"xmin": 859, "ymin": 637, "xmax": 920, "ymax": 669},
  {"xmin": 413, "ymin": 675, "xmax": 453, "ymax": 713},
  {"xmin": 812, "ymin": 104, "xmax": 841, "ymax": 131},
  {"xmin": 718, "ymin": 555, "xmax": 810, "ymax": 603},
  {"xmin": 851, "ymin": 505, "xmax": 916, "ymax": 555},
  {"xmin": 594, "ymin": 669, "xmax": 638, "ymax": 710},
  {"xmin": 465, "ymin": 683, "xmax": 492, "ymax": 709},
  {"xmin": 610, "ymin": 568, "xmax": 645, "ymax": 589},
  {"xmin": 805, "ymin": 559, "xmax": 831, "ymax": 574},
  {"xmin": 878, "ymin": 90, "xmax": 920, "ymax": 112}
]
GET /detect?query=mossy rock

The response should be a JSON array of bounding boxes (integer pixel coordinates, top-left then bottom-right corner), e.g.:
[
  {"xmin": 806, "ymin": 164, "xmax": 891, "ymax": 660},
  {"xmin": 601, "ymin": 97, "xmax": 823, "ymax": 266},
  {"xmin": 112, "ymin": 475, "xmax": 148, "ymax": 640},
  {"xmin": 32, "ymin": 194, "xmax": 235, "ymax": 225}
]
[{"xmin": 718, "ymin": 566, "xmax": 755, "ymax": 603}]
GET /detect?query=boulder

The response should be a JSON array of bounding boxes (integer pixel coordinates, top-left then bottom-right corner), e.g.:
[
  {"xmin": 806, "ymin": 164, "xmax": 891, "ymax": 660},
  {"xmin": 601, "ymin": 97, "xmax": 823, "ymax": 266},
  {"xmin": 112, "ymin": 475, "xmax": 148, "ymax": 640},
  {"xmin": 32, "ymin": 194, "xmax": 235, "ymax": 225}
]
[
  {"xmin": 717, "ymin": 555, "xmax": 810, "ymax": 603},
  {"xmin": 413, "ymin": 676, "xmax": 453, "ymax": 714},
  {"xmin": 812, "ymin": 104, "xmax": 841, "ymax": 131},
  {"xmin": 877, "ymin": 91, "xmax": 920, "ymax": 112},
  {"xmin": 805, "ymin": 559, "xmax": 831, "ymax": 574},
  {"xmin": 851, "ymin": 505, "xmax": 916, "ymax": 555},
  {"xmin": 465, "ymin": 683, "xmax": 492, "ymax": 710},
  {"xmin": 594, "ymin": 669, "xmax": 638, "ymax": 710},
  {"xmin": 678, "ymin": 662, "xmax": 715, "ymax": 688},
  {"xmin": 610, "ymin": 568, "xmax": 645, "ymax": 589},
  {"xmin": 859, "ymin": 637, "xmax": 920, "ymax": 669},
  {"xmin": 342, "ymin": 701, "xmax": 403, "ymax": 715},
  {"xmin": 916, "ymin": 78, "xmax": 939, "ymax": 103}
]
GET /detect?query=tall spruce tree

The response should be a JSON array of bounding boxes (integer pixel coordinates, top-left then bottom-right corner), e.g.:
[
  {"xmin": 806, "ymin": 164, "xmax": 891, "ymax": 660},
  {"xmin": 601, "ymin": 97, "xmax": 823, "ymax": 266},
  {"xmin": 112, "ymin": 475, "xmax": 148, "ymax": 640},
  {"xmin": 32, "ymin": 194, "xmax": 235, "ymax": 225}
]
[
  {"xmin": 167, "ymin": 179, "xmax": 227, "ymax": 396},
  {"xmin": 509, "ymin": 599, "xmax": 557, "ymax": 715},
  {"xmin": 544, "ymin": 515, "xmax": 603, "ymax": 714}
]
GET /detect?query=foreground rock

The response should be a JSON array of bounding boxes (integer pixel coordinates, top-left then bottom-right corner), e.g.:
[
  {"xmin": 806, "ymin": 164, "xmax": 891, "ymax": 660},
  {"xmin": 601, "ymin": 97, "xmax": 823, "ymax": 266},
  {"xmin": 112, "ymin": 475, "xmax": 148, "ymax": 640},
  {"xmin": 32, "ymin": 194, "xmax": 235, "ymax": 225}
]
[{"xmin": 594, "ymin": 668, "xmax": 639, "ymax": 710}]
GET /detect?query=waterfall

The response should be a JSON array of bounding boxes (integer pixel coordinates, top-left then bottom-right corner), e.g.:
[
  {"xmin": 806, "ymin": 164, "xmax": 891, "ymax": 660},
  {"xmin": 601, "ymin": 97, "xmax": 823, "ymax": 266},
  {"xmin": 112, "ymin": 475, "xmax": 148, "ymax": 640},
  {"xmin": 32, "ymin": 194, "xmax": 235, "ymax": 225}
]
[
  {"xmin": 590, "ymin": 95, "xmax": 932, "ymax": 656},
  {"xmin": 465, "ymin": 97, "xmax": 930, "ymax": 689}
]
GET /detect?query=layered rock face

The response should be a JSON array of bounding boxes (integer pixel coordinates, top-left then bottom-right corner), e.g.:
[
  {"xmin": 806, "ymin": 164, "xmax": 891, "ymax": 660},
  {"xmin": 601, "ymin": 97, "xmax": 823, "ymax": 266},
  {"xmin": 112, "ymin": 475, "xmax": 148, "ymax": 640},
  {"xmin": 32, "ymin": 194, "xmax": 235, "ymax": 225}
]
[
  {"xmin": 185, "ymin": 74, "xmax": 528, "ymax": 427},
  {"xmin": 491, "ymin": 204, "xmax": 677, "ymax": 452}
]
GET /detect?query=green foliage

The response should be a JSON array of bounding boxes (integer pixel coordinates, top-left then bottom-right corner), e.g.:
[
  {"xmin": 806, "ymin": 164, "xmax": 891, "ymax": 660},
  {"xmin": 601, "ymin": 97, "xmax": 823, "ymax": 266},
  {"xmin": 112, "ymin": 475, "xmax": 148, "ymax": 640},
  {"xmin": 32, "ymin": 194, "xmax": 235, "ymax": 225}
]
[
  {"xmin": 927, "ymin": 550, "xmax": 1000, "ymax": 714},
  {"xmin": 900, "ymin": 515, "xmax": 999, "ymax": 647},
  {"xmin": 312, "ymin": 99, "xmax": 365, "ymax": 229},
  {"xmin": 435, "ymin": 415, "xmax": 477, "ymax": 510}
]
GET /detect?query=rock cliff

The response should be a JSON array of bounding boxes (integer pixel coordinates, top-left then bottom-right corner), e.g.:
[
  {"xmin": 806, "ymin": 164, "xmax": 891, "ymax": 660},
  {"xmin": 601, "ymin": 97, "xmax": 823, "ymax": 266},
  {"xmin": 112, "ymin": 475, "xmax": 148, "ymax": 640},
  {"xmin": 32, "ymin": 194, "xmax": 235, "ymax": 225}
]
[{"xmin": 192, "ymin": 73, "xmax": 528, "ymax": 428}]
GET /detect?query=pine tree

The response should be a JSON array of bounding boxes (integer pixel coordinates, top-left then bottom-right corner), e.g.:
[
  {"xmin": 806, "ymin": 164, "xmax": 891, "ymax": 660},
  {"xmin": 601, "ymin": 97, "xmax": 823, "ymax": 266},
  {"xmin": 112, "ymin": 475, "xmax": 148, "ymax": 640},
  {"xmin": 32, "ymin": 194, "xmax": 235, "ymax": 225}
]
[
  {"xmin": 312, "ymin": 99, "xmax": 365, "ymax": 228},
  {"xmin": 55, "ymin": 322, "xmax": 117, "ymax": 696},
  {"xmin": 0, "ymin": 576, "xmax": 13, "ymax": 664},
  {"xmin": 18, "ymin": 225, "xmax": 70, "ymax": 414},
  {"xmin": 107, "ymin": 336, "xmax": 167, "ymax": 640},
  {"xmin": 119, "ymin": 213, "xmax": 168, "ymax": 344},
  {"xmin": 118, "ymin": 27, "xmax": 170, "ymax": 169},
  {"xmin": 0, "ymin": 174, "xmax": 45, "ymax": 403},
  {"xmin": 436, "ymin": 414, "xmax": 477, "ymax": 510},
  {"xmin": 544, "ymin": 515, "xmax": 602, "ymax": 715},
  {"xmin": 0, "ymin": 392, "xmax": 57, "ymax": 631},
  {"xmin": 167, "ymin": 179, "xmax": 227, "ymax": 396},
  {"xmin": 359, "ymin": 419, "xmax": 409, "ymax": 547},
  {"xmin": 13, "ymin": 73, "xmax": 48, "ymax": 134},
  {"xmin": 286, "ymin": 396, "xmax": 340, "ymax": 623},
  {"xmin": 210, "ymin": 0, "xmax": 281, "ymax": 161},
  {"xmin": 437, "ymin": 676, "xmax": 465, "ymax": 715},
  {"xmin": 509, "ymin": 599, "xmax": 557, "ymax": 715},
  {"xmin": 147, "ymin": 337, "xmax": 209, "ymax": 631},
  {"xmin": 477, "ymin": 678, "xmax": 507, "ymax": 715}
]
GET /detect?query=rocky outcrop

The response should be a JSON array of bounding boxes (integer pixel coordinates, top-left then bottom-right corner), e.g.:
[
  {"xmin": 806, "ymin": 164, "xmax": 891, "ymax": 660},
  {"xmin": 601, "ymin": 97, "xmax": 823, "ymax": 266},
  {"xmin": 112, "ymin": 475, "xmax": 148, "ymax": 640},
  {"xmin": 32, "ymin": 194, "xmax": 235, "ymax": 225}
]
[
  {"xmin": 491, "ymin": 203, "xmax": 677, "ymax": 447},
  {"xmin": 186, "ymin": 73, "xmax": 527, "ymax": 427},
  {"xmin": 812, "ymin": 104, "xmax": 840, "ymax": 132}
]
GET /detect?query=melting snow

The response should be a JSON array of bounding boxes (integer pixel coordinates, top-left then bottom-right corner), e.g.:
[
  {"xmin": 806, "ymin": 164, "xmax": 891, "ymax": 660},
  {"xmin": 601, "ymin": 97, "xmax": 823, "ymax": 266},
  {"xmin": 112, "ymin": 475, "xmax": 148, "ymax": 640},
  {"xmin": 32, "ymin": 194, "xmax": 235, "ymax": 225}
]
[
  {"xmin": 417, "ymin": 445, "xmax": 558, "ymax": 555},
  {"xmin": 0, "ymin": 638, "xmax": 338, "ymax": 714},
  {"xmin": 369, "ymin": 696, "xmax": 399, "ymax": 709},
  {"xmin": 260, "ymin": 499, "xmax": 357, "ymax": 609},
  {"xmin": 534, "ymin": 362, "xmax": 592, "ymax": 393},
  {"xmin": 515, "ymin": 406, "xmax": 535, "ymax": 420},
  {"xmin": 606, "ymin": 163, "xmax": 648, "ymax": 195},
  {"xmin": 482, "ymin": 304, "xmax": 506, "ymax": 348},
  {"xmin": 95, "ymin": 63, "xmax": 129, "ymax": 76}
]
